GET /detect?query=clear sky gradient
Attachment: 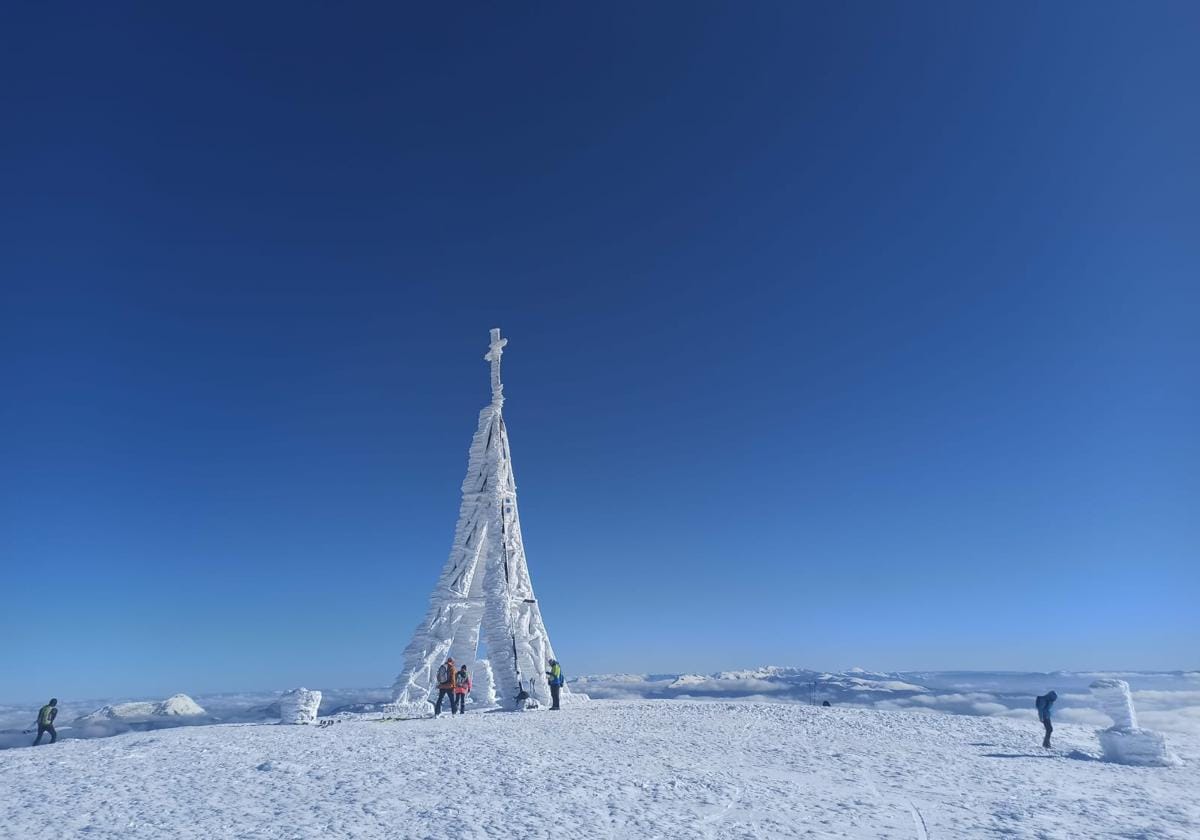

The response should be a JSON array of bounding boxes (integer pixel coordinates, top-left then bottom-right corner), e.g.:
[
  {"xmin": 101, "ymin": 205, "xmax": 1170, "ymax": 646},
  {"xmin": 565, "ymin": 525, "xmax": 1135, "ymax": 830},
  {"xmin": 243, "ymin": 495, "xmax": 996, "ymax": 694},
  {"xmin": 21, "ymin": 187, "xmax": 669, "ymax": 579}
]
[{"xmin": 2, "ymin": 3, "xmax": 1197, "ymax": 702}]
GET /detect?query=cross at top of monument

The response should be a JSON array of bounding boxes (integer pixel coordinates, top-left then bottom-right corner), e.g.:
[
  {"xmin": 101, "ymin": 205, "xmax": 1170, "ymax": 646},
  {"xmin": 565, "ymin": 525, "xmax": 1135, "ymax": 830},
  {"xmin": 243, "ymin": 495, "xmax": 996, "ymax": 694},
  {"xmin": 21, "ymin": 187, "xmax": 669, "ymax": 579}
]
[{"xmin": 484, "ymin": 327, "xmax": 508, "ymax": 404}]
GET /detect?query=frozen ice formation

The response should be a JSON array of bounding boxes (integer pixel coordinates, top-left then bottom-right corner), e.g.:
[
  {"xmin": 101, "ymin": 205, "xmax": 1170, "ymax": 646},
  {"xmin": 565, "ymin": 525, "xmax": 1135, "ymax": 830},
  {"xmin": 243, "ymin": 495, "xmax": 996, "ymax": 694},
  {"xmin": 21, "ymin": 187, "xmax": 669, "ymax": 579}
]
[
  {"xmin": 1090, "ymin": 679, "xmax": 1181, "ymax": 767},
  {"xmin": 392, "ymin": 329, "xmax": 582, "ymax": 713},
  {"xmin": 278, "ymin": 688, "xmax": 322, "ymax": 725},
  {"xmin": 1091, "ymin": 678, "xmax": 1138, "ymax": 729},
  {"xmin": 472, "ymin": 659, "xmax": 497, "ymax": 707}
]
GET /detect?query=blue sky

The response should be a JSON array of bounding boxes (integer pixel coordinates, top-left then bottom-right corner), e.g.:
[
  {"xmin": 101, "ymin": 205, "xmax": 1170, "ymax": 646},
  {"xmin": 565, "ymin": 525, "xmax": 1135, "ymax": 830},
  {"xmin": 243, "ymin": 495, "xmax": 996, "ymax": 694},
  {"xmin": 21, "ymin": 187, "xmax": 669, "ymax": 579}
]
[{"xmin": 2, "ymin": 3, "xmax": 1197, "ymax": 702}]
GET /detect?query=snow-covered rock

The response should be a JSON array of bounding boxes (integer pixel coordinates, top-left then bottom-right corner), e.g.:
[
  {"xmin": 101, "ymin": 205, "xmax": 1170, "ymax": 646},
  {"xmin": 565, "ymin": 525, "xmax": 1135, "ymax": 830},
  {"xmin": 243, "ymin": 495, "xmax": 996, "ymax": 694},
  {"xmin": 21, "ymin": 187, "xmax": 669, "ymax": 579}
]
[
  {"xmin": 1090, "ymin": 679, "xmax": 1181, "ymax": 767},
  {"xmin": 278, "ymin": 688, "xmax": 322, "ymax": 725}
]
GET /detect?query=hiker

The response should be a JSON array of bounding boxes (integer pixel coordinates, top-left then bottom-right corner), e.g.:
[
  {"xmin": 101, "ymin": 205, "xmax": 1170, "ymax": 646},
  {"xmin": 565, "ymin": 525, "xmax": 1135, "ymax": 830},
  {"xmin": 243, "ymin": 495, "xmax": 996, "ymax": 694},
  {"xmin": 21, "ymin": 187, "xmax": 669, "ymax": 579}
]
[
  {"xmin": 1036, "ymin": 691, "xmax": 1057, "ymax": 748},
  {"xmin": 545, "ymin": 658, "xmax": 564, "ymax": 711},
  {"xmin": 434, "ymin": 657, "xmax": 457, "ymax": 717},
  {"xmin": 33, "ymin": 698, "xmax": 58, "ymax": 746},
  {"xmin": 452, "ymin": 665, "xmax": 471, "ymax": 715}
]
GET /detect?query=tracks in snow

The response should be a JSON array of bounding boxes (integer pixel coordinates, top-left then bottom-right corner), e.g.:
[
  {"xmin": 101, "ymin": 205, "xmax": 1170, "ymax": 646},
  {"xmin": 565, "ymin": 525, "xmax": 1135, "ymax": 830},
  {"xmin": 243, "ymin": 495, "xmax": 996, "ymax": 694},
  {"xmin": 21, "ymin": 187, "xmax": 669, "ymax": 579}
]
[
  {"xmin": 859, "ymin": 763, "xmax": 930, "ymax": 840},
  {"xmin": 906, "ymin": 800, "xmax": 929, "ymax": 840}
]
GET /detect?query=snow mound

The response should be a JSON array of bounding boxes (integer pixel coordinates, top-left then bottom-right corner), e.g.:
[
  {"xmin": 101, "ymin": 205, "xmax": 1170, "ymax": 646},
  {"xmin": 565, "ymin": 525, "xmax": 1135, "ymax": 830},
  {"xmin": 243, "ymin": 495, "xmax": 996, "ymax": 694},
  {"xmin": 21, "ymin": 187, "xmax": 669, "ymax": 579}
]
[{"xmin": 278, "ymin": 689, "xmax": 321, "ymax": 725}]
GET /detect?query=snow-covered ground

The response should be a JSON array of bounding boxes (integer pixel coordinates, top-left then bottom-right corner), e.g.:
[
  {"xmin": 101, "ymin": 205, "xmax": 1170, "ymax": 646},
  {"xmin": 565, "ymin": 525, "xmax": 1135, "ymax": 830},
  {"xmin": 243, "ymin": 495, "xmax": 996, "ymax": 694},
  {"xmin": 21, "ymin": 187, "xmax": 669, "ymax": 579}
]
[{"xmin": 1, "ymin": 700, "xmax": 1196, "ymax": 839}]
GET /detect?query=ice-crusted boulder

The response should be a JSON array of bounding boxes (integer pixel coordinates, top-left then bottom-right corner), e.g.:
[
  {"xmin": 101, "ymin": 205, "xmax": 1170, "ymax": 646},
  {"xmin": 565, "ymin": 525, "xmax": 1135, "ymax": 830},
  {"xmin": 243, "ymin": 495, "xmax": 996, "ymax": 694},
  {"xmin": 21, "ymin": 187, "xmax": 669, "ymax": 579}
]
[
  {"xmin": 278, "ymin": 688, "xmax": 322, "ymax": 725},
  {"xmin": 1090, "ymin": 679, "xmax": 1181, "ymax": 767}
]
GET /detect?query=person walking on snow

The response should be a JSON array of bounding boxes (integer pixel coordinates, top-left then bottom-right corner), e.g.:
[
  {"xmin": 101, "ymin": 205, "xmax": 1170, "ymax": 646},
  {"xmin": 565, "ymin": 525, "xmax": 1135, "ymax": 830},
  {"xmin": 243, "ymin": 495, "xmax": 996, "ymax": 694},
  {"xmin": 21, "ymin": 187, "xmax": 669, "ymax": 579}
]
[
  {"xmin": 1036, "ymin": 691, "xmax": 1057, "ymax": 748},
  {"xmin": 545, "ymin": 659, "xmax": 564, "ymax": 711},
  {"xmin": 33, "ymin": 698, "xmax": 58, "ymax": 745},
  {"xmin": 452, "ymin": 665, "xmax": 471, "ymax": 715},
  {"xmin": 434, "ymin": 657, "xmax": 457, "ymax": 717}
]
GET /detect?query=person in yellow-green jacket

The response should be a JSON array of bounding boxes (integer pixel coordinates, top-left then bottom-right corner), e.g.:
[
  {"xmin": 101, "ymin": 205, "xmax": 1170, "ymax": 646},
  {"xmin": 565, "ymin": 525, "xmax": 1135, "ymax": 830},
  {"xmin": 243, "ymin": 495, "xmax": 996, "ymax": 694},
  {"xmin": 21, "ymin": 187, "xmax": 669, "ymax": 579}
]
[
  {"xmin": 545, "ymin": 660, "xmax": 563, "ymax": 711},
  {"xmin": 33, "ymin": 698, "xmax": 58, "ymax": 745}
]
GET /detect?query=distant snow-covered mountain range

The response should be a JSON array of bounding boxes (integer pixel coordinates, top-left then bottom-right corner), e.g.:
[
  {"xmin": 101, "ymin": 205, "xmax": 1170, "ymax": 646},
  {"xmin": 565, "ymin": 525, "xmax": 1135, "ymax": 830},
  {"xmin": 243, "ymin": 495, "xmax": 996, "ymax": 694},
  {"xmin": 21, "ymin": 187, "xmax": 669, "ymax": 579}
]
[
  {"xmin": 575, "ymin": 666, "xmax": 926, "ymax": 702},
  {"xmin": 2, "ymin": 667, "xmax": 1196, "ymax": 750},
  {"xmin": 575, "ymin": 667, "xmax": 1200, "ymax": 733},
  {"xmin": 77, "ymin": 693, "xmax": 206, "ymax": 722}
]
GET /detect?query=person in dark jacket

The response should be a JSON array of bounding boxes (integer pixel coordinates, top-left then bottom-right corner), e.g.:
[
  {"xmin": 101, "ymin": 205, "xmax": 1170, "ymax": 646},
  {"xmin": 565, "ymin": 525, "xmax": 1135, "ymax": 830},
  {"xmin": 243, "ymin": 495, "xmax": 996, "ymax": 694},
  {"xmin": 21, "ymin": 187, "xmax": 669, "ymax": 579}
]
[
  {"xmin": 1036, "ymin": 691, "xmax": 1058, "ymax": 748},
  {"xmin": 452, "ymin": 665, "xmax": 471, "ymax": 715},
  {"xmin": 33, "ymin": 698, "xmax": 58, "ymax": 745},
  {"xmin": 545, "ymin": 659, "xmax": 564, "ymax": 711},
  {"xmin": 434, "ymin": 657, "xmax": 456, "ymax": 717}
]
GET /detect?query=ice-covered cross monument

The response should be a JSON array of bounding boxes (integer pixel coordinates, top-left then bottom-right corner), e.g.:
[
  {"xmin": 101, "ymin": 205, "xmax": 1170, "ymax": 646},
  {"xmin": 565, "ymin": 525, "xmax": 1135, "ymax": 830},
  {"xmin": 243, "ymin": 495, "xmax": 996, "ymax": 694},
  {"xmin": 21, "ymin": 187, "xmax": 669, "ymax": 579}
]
[{"xmin": 392, "ymin": 329, "xmax": 580, "ymax": 714}]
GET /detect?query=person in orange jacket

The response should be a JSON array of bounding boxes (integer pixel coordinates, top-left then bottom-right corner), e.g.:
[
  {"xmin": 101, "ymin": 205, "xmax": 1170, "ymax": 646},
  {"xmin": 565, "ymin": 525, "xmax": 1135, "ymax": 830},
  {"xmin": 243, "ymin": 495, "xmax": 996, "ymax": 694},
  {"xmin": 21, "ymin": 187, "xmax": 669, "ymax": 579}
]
[
  {"xmin": 434, "ymin": 657, "xmax": 456, "ymax": 717},
  {"xmin": 452, "ymin": 664, "xmax": 471, "ymax": 715}
]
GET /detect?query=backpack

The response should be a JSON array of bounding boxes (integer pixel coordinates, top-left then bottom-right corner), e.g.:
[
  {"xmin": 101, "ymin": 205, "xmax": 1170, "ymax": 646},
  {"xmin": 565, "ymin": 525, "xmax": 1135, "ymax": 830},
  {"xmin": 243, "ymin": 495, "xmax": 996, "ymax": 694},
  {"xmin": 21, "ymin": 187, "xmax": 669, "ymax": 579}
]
[
  {"xmin": 1035, "ymin": 694, "xmax": 1049, "ymax": 719},
  {"xmin": 437, "ymin": 664, "xmax": 451, "ymax": 685}
]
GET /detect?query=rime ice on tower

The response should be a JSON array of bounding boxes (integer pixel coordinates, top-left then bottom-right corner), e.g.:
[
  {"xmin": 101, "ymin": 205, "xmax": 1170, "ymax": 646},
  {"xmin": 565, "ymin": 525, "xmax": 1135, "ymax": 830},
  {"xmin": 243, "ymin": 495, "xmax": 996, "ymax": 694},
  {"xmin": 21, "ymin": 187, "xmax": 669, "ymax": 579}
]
[
  {"xmin": 392, "ymin": 329, "xmax": 577, "ymax": 713},
  {"xmin": 1090, "ymin": 679, "xmax": 1181, "ymax": 766}
]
